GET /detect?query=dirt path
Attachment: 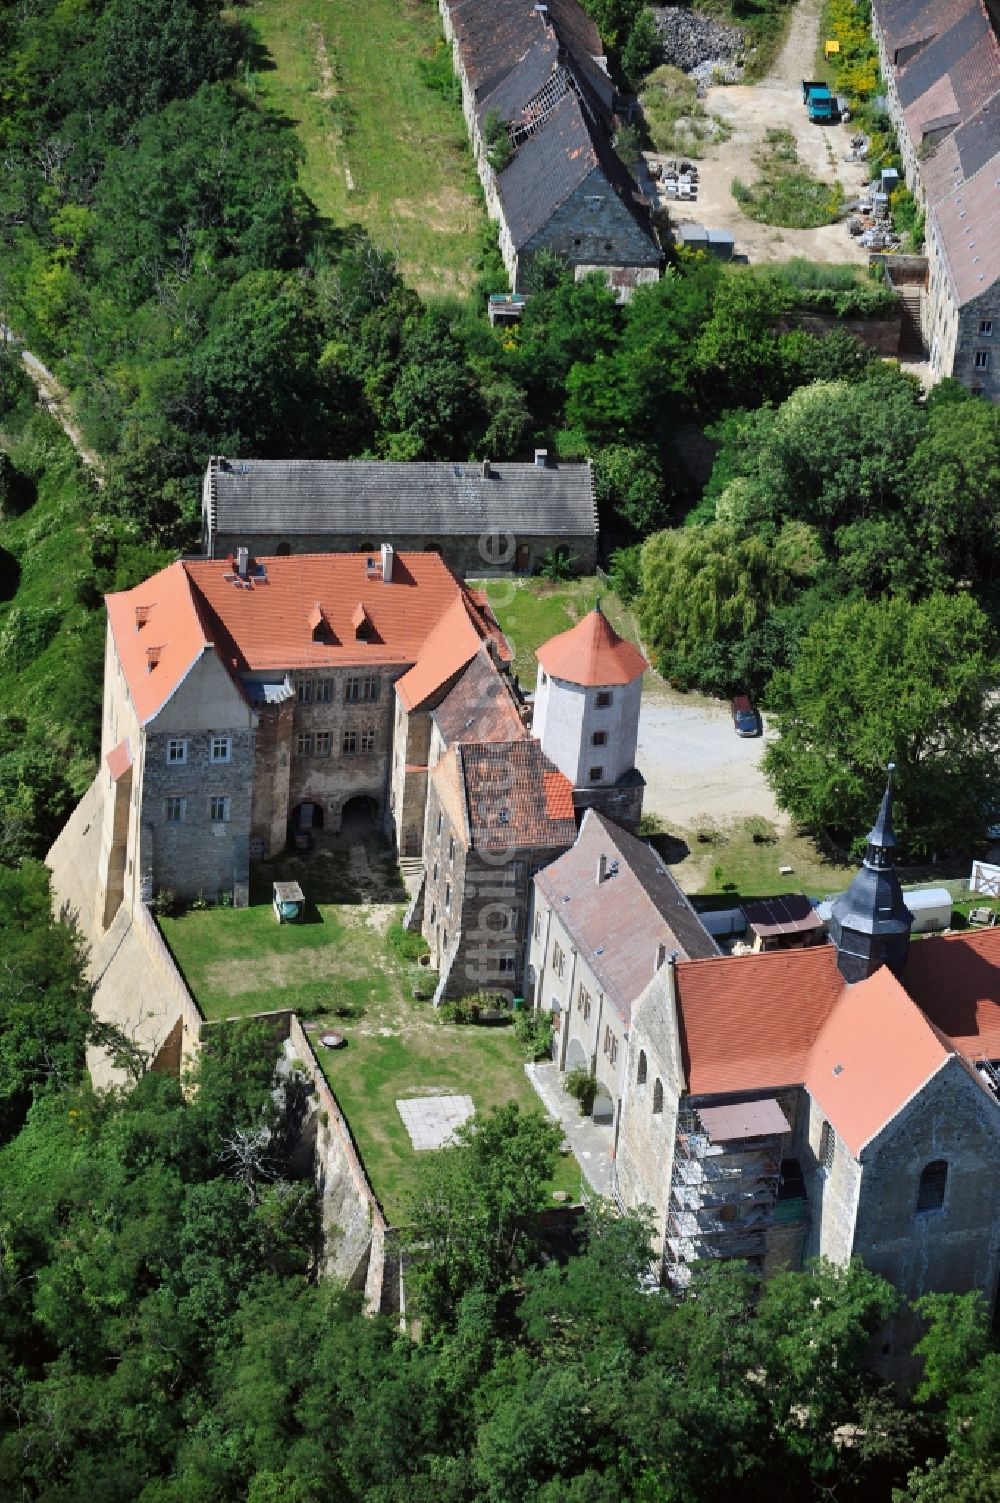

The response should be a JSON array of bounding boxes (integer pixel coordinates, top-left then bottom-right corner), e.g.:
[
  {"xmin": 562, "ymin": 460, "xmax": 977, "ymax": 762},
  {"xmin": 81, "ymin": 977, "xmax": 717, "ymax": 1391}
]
[
  {"xmin": 1, "ymin": 323, "xmax": 103, "ymax": 480},
  {"xmin": 658, "ymin": 0, "xmax": 871, "ymax": 264}
]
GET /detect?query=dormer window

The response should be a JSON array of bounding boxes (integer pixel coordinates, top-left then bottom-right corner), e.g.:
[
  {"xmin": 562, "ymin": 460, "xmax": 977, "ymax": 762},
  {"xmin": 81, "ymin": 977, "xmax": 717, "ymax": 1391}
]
[
  {"xmin": 146, "ymin": 646, "xmax": 162, "ymax": 672},
  {"xmin": 352, "ymin": 602, "xmax": 374, "ymax": 640},
  {"xmin": 308, "ymin": 602, "xmax": 333, "ymax": 643},
  {"xmin": 135, "ymin": 605, "xmax": 151, "ymax": 630}
]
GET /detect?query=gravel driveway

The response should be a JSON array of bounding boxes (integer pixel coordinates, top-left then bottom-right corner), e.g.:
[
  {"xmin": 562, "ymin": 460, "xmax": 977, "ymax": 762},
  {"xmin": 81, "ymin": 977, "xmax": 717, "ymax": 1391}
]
[{"xmin": 636, "ymin": 687, "xmax": 784, "ymax": 828}]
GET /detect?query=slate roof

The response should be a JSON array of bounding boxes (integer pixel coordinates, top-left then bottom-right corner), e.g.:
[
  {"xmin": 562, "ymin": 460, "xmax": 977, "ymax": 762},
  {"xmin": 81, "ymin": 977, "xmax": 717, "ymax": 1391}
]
[
  {"xmin": 206, "ymin": 457, "xmax": 597, "ymax": 542},
  {"xmin": 873, "ymin": 0, "xmax": 1000, "ymax": 308},
  {"xmin": 497, "ymin": 90, "xmax": 656, "ymax": 253},
  {"xmin": 431, "ymin": 648, "xmax": 528, "ymax": 745},
  {"xmin": 536, "ymin": 602, "xmax": 647, "ymax": 686},
  {"xmin": 535, "ymin": 809, "xmax": 718, "ymax": 1025},
  {"xmin": 451, "ymin": 739, "xmax": 577, "ymax": 852},
  {"xmin": 108, "ymin": 553, "xmax": 503, "ymax": 720}
]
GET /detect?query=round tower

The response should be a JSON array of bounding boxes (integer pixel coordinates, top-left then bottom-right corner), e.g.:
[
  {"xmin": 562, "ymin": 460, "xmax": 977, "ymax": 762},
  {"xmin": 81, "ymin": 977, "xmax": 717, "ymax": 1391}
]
[
  {"xmin": 533, "ymin": 602, "xmax": 647, "ymax": 831},
  {"xmin": 829, "ymin": 765, "xmax": 914, "ymax": 983}
]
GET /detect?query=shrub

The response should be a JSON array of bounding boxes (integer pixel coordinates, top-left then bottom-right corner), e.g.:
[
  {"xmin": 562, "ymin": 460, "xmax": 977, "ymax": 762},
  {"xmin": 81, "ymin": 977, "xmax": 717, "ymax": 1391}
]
[
  {"xmin": 692, "ymin": 813, "xmax": 725, "ymax": 846},
  {"xmin": 514, "ymin": 1008, "xmax": 553, "ymax": 1061},
  {"xmin": 0, "ymin": 343, "xmax": 33, "ymax": 417},
  {"xmin": 639, "ymin": 812, "xmax": 664, "ymax": 836},
  {"xmin": 536, "ymin": 546, "xmax": 574, "ymax": 581},
  {"xmin": 744, "ymin": 814, "xmax": 778, "ymax": 845},
  {"xmin": 482, "ymin": 109, "xmax": 512, "ymax": 171},
  {"xmin": 438, "ymin": 998, "xmax": 473, "ymax": 1024},
  {"xmin": 609, "ymin": 544, "xmax": 643, "ymax": 604},
  {"xmin": 409, "ymin": 964, "xmax": 438, "ymax": 1001},
  {"xmin": 416, "ymin": 41, "xmax": 460, "ymax": 105},
  {"xmin": 149, "ymin": 887, "xmax": 181, "ymax": 918},
  {"xmin": 0, "ymin": 606, "xmax": 62, "ymax": 670},
  {"xmin": 387, "ymin": 921, "xmax": 429, "ymax": 963},
  {"xmin": 565, "ymin": 1067, "xmax": 597, "ymax": 1115}
]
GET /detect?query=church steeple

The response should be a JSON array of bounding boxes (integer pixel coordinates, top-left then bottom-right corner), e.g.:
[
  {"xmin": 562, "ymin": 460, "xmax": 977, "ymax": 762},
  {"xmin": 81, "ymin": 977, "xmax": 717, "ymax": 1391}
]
[{"xmin": 829, "ymin": 765, "xmax": 913, "ymax": 984}]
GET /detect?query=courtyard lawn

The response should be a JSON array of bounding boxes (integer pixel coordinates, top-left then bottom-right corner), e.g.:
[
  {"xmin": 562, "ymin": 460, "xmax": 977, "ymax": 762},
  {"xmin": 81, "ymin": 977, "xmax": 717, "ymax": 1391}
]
[
  {"xmin": 159, "ymin": 844, "xmax": 581, "ymax": 1221},
  {"xmin": 471, "ymin": 576, "xmax": 642, "ymax": 685},
  {"xmin": 248, "ymin": 0, "xmax": 484, "ymax": 296}
]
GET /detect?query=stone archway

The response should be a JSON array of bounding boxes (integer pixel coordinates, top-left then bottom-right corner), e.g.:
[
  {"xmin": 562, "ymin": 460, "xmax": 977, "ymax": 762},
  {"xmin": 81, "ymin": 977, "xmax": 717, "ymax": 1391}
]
[
  {"xmin": 291, "ymin": 801, "xmax": 324, "ymax": 830},
  {"xmin": 592, "ymin": 1081, "xmax": 615, "ymax": 1125},
  {"xmin": 564, "ymin": 1037, "xmax": 588, "ymax": 1074},
  {"xmin": 340, "ymin": 794, "xmax": 379, "ymax": 839}
]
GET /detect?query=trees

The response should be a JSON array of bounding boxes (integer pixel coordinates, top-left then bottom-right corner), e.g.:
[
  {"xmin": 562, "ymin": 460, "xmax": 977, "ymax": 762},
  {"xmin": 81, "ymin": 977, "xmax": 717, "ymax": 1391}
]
[
  {"xmin": 406, "ymin": 1103, "xmax": 562, "ymax": 1329},
  {"xmin": 763, "ymin": 592, "xmax": 1000, "ymax": 854}
]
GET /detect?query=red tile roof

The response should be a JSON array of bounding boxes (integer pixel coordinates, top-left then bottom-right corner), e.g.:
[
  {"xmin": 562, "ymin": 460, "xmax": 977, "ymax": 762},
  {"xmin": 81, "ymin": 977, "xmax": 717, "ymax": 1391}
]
[
  {"xmin": 105, "ymin": 738, "xmax": 133, "ymax": 782},
  {"xmin": 394, "ymin": 596, "xmax": 490, "ymax": 713},
  {"xmin": 675, "ymin": 946, "xmax": 845, "ymax": 1096},
  {"xmin": 536, "ymin": 604, "xmax": 647, "ymax": 686},
  {"xmin": 106, "ymin": 562, "xmax": 211, "ymax": 725},
  {"xmin": 108, "ymin": 553, "xmax": 507, "ymax": 722},
  {"xmin": 904, "ymin": 926, "xmax": 1000, "ymax": 1060},
  {"xmin": 804, "ymin": 967, "xmax": 952, "ymax": 1155},
  {"xmin": 452, "ymin": 740, "xmax": 577, "ymax": 852},
  {"xmin": 431, "ymin": 649, "xmax": 528, "ymax": 746}
]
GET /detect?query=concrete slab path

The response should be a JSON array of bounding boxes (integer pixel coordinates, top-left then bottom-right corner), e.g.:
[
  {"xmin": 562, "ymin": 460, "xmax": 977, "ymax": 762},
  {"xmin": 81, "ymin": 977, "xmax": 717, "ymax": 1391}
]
[{"xmin": 526, "ymin": 1060, "xmax": 615, "ymax": 1198}]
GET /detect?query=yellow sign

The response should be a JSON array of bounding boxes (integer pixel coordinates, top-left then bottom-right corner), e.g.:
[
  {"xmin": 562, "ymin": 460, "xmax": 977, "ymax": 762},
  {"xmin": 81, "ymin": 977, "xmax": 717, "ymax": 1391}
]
[{"xmin": 824, "ymin": 39, "xmax": 841, "ymax": 58}]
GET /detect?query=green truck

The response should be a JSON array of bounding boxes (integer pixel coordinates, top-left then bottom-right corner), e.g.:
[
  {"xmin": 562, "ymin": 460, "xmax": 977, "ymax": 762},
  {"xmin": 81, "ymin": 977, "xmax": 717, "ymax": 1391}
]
[{"xmin": 802, "ymin": 79, "xmax": 837, "ymax": 122}]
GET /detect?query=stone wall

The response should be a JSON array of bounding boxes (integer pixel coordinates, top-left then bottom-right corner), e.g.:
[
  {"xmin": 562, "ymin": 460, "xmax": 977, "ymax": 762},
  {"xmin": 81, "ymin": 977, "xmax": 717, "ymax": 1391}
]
[
  {"xmin": 143, "ymin": 724, "xmax": 254, "ymax": 904},
  {"xmin": 390, "ymin": 698, "xmax": 433, "ymax": 857},
  {"xmin": 954, "ymin": 287, "xmax": 1000, "ymax": 402},
  {"xmin": 776, "ymin": 311, "xmax": 903, "ymax": 356},
  {"xmin": 210, "ymin": 530, "xmax": 597, "ymax": 578}
]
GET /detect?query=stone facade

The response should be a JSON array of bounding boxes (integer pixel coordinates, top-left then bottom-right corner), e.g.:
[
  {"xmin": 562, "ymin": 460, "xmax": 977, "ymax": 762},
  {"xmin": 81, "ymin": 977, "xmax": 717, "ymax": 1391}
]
[
  {"xmin": 143, "ymin": 724, "xmax": 255, "ymax": 905},
  {"xmin": 208, "ymin": 528, "xmax": 597, "ymax": 579},
  {"xmin": 512, "ymin": 165, "xmax": 663, "ymax": 292}
]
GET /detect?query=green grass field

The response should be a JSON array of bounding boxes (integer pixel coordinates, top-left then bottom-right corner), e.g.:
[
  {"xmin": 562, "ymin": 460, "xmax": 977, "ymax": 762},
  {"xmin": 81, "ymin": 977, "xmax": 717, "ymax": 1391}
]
[
  {"xmin": 160, "ymin": 845, "xmax": 580, "ymax": 1219},
  {"xmin": 248, "ymin": 0, "xmax": 484, "ymax": 296},
  {"xmin": 470, "ymin": 575, "xmax": 641, "ymax": 684}
]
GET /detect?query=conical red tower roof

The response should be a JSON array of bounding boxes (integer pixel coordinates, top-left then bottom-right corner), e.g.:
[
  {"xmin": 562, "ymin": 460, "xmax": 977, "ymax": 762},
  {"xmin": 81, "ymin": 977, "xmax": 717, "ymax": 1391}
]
[{"xmin": 536, "ymin": 604, "xmax": 647, "ymax": 687}]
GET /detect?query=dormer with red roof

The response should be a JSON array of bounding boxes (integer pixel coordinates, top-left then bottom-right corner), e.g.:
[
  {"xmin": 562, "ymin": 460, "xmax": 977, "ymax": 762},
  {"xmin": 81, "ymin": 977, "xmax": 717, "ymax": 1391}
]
[{"xmin": 532, "ymin": 601, "xmax": 647, "ymax": 833}]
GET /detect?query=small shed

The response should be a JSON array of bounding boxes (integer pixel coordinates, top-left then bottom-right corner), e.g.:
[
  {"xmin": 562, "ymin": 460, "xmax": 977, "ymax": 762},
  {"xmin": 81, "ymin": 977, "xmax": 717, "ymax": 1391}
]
[
  {"xmin": 273, "ymin": 880, "xmax": 305, "ymax": 923},
  {"xmin": 706, "ymin": 228, "xmax": 735, "ymax": 261},
  {"xmin": 743, "ymin": 894, "xmax": 825, "ymax": 952},
  {"xmin": 676, "ymin": 222, "xmax": 709, "ymax": 251},
  {"xmin": 902, "ymin": 886, "xmax": 953, "ymax": 933}
]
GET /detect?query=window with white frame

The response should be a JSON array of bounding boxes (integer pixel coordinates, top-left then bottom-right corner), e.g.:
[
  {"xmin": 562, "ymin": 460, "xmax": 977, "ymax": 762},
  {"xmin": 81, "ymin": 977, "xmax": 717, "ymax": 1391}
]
[
  {"xmin": 974, "ymin": 350, "xmax": 991, "ymax": 369},
  {"xmin": 345, "ymin": 674, "xmax": 380, "ymax": 703},
  {"xmin": 296, "ymin": 732, "xmax": 314, "ymax": 757},
  {"xmin": 498, "ymin": 955, "xmax": 515, "ymax": 975},
  {"xmin": 211, "ymin": 735, "xmax": 232, "ymax": 764},
  {"xmin": 342, "ymin": 730, "xmax": 358, "ymax": 755},
  {"xmin": 297, "ymin": 680, "xmax": 313, "ymax": 704},
  {"xmin": 979, "ymin": 320, "xmax": 993, "ymax": 336},
  {"xmin": 166, "ymin": 738, "xmax": 188, "ymax": 764},
  {"xmin": 164, "ymin": 796, "xmax": 185, "ymax": 824},
  {"xmin": 316, "ymin": 679, "xmax": 333, "ymax": 703},
  {"xmin": 209, "ymin": 795, "xmax": 230, "ymax": 823},
  {"xmin": 315, "ymin": 731, "xmax": 331, "ymax": 756},
  {"xmin": 360, "ymin": 728, "xmax": 376, "ymax": 753},
  {"xmin": 552, "ymin": 941, "xmax": 565, "ymax": 978}
]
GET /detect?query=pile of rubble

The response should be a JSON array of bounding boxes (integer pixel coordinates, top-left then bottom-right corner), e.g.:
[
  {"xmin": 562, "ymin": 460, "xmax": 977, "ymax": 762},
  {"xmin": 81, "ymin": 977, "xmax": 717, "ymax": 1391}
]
[{"xmin": 651, "ymin": 7, "xmax": 744, "ymax": 85}]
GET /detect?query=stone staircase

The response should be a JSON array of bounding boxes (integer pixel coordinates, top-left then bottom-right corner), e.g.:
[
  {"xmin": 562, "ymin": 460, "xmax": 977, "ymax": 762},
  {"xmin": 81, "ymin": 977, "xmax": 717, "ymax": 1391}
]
[{"xmin": 896, "ymin": 283, "xmax": 926, "ymax": 358}]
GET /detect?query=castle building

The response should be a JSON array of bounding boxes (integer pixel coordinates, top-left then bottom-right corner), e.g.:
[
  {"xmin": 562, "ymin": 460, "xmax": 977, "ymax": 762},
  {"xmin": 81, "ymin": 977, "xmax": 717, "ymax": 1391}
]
[
  {"xmin": 532, "ymin": 603, "xmax": 647, "ymax": 833},
  {"xmin": 600, "ymin": 773, "xmax": 1000, "ymax": 1377}
]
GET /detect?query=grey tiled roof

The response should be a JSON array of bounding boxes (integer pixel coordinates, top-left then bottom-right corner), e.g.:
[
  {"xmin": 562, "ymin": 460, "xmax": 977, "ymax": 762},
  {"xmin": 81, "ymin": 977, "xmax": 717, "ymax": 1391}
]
[
  {"xmin": 897, "ymin": 5, "xmax": 990, "ymax": 108},
  {"xmin": 207, "ymin": 457, "xmax": 597, "ymax": 539},
  {"xmin": 535, "ymin": 809, "xmax": 719, "ymax": 1025},
  {"xmin": 432, "ymin": 649, "xmax": 528, "ymax": 746}
]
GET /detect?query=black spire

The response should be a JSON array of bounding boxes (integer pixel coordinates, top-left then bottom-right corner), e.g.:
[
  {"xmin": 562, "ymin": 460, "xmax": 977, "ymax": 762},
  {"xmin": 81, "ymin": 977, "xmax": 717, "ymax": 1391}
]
[{"xmin": 829, "ymin": 765, "xmax": 913, "ymax": 984}]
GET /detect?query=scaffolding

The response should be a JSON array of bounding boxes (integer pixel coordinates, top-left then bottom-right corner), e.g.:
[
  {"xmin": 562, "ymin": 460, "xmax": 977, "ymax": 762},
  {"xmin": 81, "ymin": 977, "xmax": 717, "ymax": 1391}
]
[{"xmin": 664, "ymin": 1101, "xmax": 789, "ymax": 1291}]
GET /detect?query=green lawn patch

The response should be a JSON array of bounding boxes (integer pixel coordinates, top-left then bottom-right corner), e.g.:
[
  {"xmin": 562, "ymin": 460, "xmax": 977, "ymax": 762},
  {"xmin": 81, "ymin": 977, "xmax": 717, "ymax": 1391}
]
[
  {"xmin": 661, "ymin": 820, "xmax": 858, "ymax": 901},
  {"xmin": 733, "ymin": 128, "xmax": 844, "ymax": 229},
  {"xmin": 470, "ymin": 576, "xmax": 642, "ymax": 685},
  {"xmin": 159, "ymin": 842, "xmax": 581, "ymax": 1218},
  {"xmin": 639, "ymin": 66, "xmax": 732, "ymax": 159},
  {"xmin": 248, "ymin": 0, "xmax": 484, "ymax": 296}
]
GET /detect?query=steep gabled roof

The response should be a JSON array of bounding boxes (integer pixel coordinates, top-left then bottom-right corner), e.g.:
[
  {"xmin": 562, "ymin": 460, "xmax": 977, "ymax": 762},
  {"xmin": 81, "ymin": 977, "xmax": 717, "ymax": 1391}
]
[
  {"xmin": 106, "ymin": 562, "xmax": 212, "ymax": 725},
  {"xmin": 804, "ymin": 966, "xmax": 953, "ymax": 1155},
  {"xmin": 431, "ymin": 648, "xmax": 528, "ymax": 745},
  {"xmin": 394, "ymin": 595, "xmax": 490, "ymax": 713},
  {"xmin": 536, "ymin": 809, "xmax": 718, "ymax": 1025},
  {"xmin": 536, "ymin": 603, "xmax": 647, "ymax": 686}
]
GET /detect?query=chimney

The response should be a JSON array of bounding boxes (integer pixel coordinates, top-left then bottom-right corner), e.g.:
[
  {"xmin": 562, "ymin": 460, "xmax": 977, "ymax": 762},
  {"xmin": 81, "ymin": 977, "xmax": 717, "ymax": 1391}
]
[
  {"xmin": 482, "ymin": 458, "xmax": 491, "ymax": 478},
  {"xmin": 236, "ymin": 546, "xmax": 249, "ymax": 578},
  {"xmin": 380, "ymin": 542, "xmax": 394, "ymax": 583},
  {"xmin": 534, "ymin": 448, "xmax": 548, "ymax": 468},
  {"xmin": 597, "ymin": 853, "xmax": 607, "ymax": 884}
]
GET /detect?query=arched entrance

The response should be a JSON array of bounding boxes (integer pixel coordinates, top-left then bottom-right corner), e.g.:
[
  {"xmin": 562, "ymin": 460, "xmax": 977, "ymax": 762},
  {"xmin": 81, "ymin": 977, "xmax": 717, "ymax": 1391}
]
[
  {"xmin": 340, "ymin": 794, "xmax": 379, "ymax": 839},
  {"xmin": 275, "ymin": 541, "xmax": 291, "ymax": 556},
  {"xmin": 292, "ymin": 801, "xmax": 324, "ymax": 830}
]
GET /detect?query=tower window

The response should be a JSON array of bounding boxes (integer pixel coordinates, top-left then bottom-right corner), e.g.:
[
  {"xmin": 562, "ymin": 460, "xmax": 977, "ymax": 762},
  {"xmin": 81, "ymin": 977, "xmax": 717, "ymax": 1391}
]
[
  {"xmin": 595, "ymin": 691, "xmax": 613, "ymax": 708},
  {"xmin": 916, "ymin": 1160, "xmax": 948, "ymax": 1213},
  {"xmin": 637, "ymin": 1049, "xmax": 647, "ymax": 1086},
  {"xmin": 652, "ymin": 1078, "xmax": 663, "ymax": 1113},
  {"xmin": 819, "ymin": 1121, "xmax": 835, "ymax": 1171},
  {"xmin": 591, "ymin": 730, "xmax": 607, "ymax": 746},
  {"xmin": 589, "ymin": 766, "xmax": 604, "ymax": 782}
]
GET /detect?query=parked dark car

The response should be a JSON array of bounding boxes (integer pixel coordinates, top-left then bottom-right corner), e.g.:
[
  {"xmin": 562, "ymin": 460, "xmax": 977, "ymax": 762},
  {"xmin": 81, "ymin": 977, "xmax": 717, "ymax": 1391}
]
[{"xmin": 731, "ymin": 694, "xmax": 759, "ymax": 737}]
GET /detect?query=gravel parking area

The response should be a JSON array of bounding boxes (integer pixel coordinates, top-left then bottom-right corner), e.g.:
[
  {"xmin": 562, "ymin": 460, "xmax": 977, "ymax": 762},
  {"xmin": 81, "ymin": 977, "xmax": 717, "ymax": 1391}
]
[{"xmin": 636, "ymin": 687, "xmax": 784, "ymax": 828}]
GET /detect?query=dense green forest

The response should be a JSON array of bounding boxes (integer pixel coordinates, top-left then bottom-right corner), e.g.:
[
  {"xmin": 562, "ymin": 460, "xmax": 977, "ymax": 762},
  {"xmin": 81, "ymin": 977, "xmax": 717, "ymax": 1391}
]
[
  {"xmin": 1, "ymin": 868, "xmax": 998, "ymax": 1503},
  {"xmin": 3, "ymin": 0, "xmax": 998, "ymax": 859}
]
